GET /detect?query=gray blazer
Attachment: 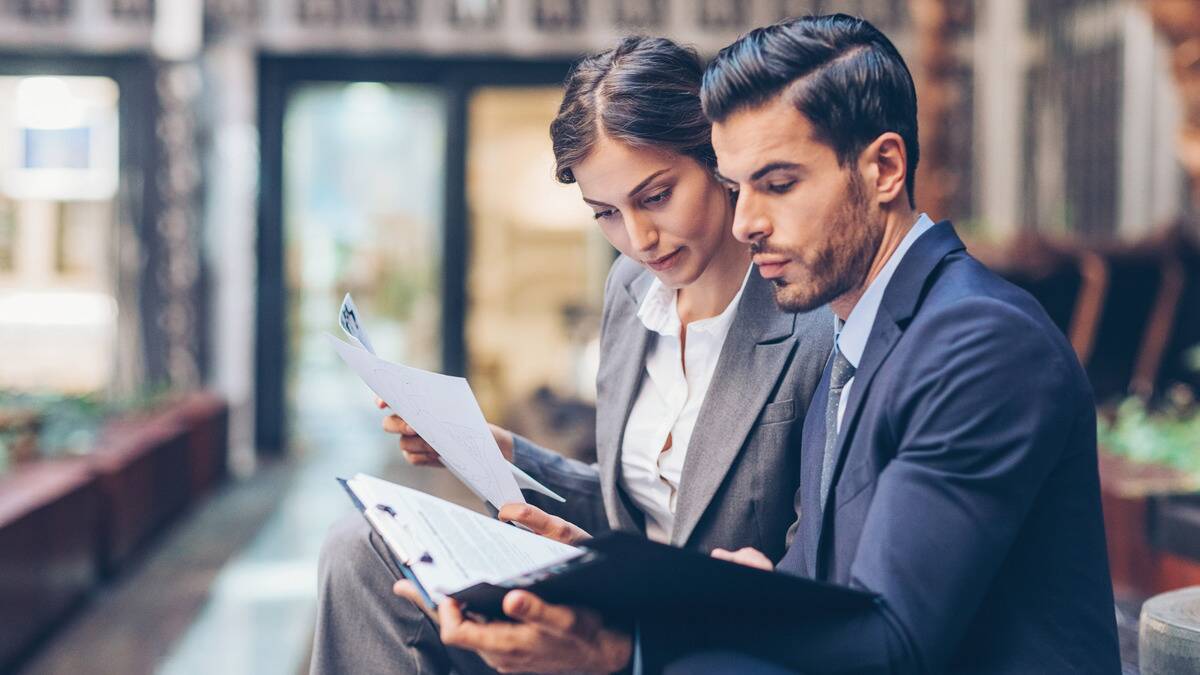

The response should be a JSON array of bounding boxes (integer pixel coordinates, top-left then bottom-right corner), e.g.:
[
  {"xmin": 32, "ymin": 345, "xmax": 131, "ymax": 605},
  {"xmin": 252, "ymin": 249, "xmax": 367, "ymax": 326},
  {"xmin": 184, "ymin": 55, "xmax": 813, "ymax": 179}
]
[{"xmin": 512, "ymin": 255, "xmax": 832, "ymax": 561}]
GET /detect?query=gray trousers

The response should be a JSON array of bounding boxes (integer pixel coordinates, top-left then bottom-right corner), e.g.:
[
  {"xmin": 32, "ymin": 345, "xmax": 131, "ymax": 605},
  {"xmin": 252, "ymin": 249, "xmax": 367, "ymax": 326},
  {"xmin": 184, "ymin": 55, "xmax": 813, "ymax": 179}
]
[{"xmin": 309, "ymin": 514, "xmax": 501, "ymax": 675}]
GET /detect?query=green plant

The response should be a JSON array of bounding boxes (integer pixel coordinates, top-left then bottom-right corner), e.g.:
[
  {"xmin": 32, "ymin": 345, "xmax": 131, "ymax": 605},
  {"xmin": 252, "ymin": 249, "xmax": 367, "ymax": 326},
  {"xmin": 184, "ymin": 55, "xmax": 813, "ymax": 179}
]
[
  {"xmin": 1098, "ymin": 386, "xmax": 1200, "ymax": 476},
  {"xmin": 0, "ymin": 383, "xmax": 176, "ymax": 465}
]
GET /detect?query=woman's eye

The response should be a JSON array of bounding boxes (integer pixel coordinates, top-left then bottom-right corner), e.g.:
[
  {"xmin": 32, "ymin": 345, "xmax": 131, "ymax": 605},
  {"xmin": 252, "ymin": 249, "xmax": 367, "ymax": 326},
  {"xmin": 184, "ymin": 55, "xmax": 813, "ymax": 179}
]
[
  {"xmin": 767, "ymin": 181, "xmax": 796, "ymax": 194},
  {"xmin": 643, "ymin": 188, "xmax": 672, "ymax": 206},
  {"xmin": 593, "ymin": 209, "xmax": 615, "ymax": 220}
]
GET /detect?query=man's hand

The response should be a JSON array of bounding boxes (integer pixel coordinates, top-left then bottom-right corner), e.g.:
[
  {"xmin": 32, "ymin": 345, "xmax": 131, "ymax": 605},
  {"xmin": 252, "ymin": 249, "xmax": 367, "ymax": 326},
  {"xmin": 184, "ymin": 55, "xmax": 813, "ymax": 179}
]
[
  {"xmin": 377, "ymin": 397, "xmax": 515, "ymax": 464},
  {"xmin": 711, "ymin": 546, "xmax": 774, "ymax": 571},
  {"xmin": 498, "ymin": 503, "xmax": 591, "ymax": 545},
  {"xmin": 439, "ymin": 590, "xmax": 631, "ymax": 674}
]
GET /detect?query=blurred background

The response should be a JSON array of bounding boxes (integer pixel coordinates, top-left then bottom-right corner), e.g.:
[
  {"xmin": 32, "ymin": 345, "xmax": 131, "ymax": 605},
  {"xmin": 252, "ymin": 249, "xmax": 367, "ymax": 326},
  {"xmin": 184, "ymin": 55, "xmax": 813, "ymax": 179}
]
[{"xmin": 0, "ymin": 1, "xmax": 1198, "ymax": 673}]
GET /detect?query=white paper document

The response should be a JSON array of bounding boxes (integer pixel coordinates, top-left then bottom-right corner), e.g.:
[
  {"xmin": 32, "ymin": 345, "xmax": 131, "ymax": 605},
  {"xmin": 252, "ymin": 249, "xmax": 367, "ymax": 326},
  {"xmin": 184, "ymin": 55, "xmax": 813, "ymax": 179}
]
[
  {"xmin": 335, "ymin": 294, "xmax": 564, "ymax": 506},
  {"xmin": 338, "ymin": 292, "xmax": 377, "ymax": 354},
  {"xmin": 349, "ymin": 473, "xmax": 580, "ymax": 602}
]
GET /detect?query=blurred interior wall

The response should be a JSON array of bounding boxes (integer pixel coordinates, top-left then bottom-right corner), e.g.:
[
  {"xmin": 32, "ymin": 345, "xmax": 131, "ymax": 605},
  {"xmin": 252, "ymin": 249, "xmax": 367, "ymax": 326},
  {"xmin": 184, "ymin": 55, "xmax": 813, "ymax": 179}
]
[{"xmin": 2, "ymin": 0, "xmax": 1195, "ymax": 456}]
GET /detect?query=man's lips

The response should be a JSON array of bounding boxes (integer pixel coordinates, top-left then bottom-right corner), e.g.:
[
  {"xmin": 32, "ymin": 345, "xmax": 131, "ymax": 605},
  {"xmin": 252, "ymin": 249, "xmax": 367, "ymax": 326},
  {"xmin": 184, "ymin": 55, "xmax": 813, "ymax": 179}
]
[
  {"xmin": 645, "ymin": 248, "xmax": 683, "ymax": 271},
  {"xmin": 753, "ymin": 255, "xmax": 790, "ymax": 278}
]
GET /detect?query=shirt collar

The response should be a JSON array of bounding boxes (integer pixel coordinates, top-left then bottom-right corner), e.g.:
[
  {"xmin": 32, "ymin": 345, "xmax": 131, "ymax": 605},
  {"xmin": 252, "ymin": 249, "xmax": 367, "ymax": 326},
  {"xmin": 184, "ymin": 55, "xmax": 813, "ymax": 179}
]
[
  {"xmin": 636, "ymin": 263, "xmax": 753, "ymax": 338},
  {"xmin": 836, "ymin": 213, "xmax": 936, "ymax": 368}
]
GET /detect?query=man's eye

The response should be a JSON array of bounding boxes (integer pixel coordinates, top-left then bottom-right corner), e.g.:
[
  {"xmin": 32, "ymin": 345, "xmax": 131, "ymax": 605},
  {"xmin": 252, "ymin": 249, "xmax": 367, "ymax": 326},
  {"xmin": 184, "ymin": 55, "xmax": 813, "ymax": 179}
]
[
  {"xmin": 767, "ymin": 180, "xmax": 796, "ymax": 194},
  {"xmin": 644, "ymin": 188, "xmax": 672, "ymax": 206},
  {"xmin": 593, "ymin": 209, "xmax": 615, "ymax": 220}
]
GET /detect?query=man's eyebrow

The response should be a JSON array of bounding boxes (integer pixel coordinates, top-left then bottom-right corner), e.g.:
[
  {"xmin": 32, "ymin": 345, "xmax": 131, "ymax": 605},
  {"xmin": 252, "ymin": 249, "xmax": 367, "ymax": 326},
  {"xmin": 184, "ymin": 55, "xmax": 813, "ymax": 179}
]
[
  {"xmin": 750, "ymin": 161, "xmax": 802, "ymax": 182},
  {"xmin": 627, "ymin": 168, "xmax": 670, "ymax": 197}
]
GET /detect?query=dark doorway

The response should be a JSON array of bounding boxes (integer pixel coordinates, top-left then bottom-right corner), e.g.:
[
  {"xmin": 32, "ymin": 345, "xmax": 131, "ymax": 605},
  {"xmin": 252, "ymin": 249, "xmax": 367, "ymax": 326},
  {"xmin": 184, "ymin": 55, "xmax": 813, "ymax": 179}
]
[{"xmin": 256, "ymin": 55, "xmax": 573, "ymax": 455}]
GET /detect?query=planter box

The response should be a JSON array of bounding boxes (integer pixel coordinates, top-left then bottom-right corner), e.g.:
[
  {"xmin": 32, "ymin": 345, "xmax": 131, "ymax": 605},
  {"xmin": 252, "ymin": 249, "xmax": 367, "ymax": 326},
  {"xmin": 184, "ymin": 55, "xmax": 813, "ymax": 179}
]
[
  {"xmin": 0, "ymin": 391, "xmax": 229, "ymax": 670},
  {"xmin": 0, "ymin": 459, "xmax": 99, "ymax": 672},
  {"xmin": 89, "ymin": 414, "xmax": 192, "ymax": 576},
  {"xmin": 87, "ymin": 391, "xmax": 229, "ymax": 577},
  {"xmin": 169, "ymin": 392, "xmax": 229, "ymax": 501},
  {"xmin": 1100, "ymin": 452, "xmax": 1200, "ymax": 599}
]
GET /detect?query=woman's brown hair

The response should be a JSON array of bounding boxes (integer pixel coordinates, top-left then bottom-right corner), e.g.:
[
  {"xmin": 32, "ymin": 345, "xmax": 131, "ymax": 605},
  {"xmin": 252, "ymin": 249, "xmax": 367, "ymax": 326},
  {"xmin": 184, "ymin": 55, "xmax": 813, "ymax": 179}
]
[{"xmin": 550, "ymin": 36, "xmax": 716, "ymax": 184}]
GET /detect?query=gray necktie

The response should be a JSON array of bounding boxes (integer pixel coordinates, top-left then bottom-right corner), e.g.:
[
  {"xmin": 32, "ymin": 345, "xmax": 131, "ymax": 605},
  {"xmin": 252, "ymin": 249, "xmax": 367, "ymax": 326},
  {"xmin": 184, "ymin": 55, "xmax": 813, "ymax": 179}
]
[{"xmin": 820, "ymin": 346, "xmax": 856, "ymax": 507}]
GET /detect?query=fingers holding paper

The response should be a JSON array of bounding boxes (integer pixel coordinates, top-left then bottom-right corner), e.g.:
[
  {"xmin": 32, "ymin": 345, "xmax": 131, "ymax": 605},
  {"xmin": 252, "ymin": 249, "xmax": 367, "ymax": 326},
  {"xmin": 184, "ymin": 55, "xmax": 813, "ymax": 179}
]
[
  {"xmin": 438, "ymin": 591, "xmax": 632, "ymax": 674},
  {"xmin": 377, "ymin": 397, "xmax": 443, "ymax": 467},
  {"xmin": 498, "ymin": 504, "xmax": 591, "ymax": 545},
  {"xmin": 377, "ymin": 397, "xmax": 519, "ymax": 467}
]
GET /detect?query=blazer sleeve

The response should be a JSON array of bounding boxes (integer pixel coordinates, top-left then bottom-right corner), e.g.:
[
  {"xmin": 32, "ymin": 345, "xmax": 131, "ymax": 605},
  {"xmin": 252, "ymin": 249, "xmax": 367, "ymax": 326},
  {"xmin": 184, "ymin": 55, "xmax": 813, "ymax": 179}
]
[
  {"xmin": 511, "ymin": 433, "xmax": 611, "ymax": 537},
  {"xmin": 637, "ymin": 298, "xmax": 1083, "ymax": 674}
]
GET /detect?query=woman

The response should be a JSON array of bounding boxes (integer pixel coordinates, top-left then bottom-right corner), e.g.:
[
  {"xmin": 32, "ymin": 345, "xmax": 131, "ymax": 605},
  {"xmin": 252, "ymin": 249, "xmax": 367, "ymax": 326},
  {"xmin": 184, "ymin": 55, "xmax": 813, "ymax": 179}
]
[{"xmin": 310, "ymin": 36, "xmax": 831, "ymax": 675}]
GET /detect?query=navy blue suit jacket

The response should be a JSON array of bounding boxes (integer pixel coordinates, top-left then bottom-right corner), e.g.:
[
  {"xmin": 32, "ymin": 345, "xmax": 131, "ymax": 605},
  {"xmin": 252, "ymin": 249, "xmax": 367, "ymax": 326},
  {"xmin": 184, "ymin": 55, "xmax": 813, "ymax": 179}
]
[{"xmin": 641, "ymin": 222, "xmax": 1121, "ymax": 674}]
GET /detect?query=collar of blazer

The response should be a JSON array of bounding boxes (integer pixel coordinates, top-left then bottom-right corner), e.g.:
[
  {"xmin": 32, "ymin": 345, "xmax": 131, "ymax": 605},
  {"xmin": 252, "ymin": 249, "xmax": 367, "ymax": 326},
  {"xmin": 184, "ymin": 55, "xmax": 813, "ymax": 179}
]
[
  {"xmin": 811, "ymin": 221, "xmax": 968, "ymax": 564},
  {"xmin": 609, "ymin": 262, "xmax": 800, "ymax": 546}
]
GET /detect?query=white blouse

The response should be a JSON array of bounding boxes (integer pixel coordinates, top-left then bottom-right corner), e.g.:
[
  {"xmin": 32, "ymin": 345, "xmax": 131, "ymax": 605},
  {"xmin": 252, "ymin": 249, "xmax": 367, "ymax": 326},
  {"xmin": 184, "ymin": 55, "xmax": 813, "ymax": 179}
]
[{"xmin": 619, "ymin": 266, "xmax": 751, "ymax": 543}]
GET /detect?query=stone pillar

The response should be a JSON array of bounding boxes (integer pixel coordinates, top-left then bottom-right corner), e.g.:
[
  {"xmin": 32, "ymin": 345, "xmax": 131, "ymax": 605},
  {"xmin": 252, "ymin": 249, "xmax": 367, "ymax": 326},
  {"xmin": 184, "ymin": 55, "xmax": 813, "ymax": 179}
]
[
  {"xmin": 974, "ymin": 0, "xmax": 1026, "ymax": 237},
  {"xmin": 909, "ymin": 0, "xmax": 969, "ymax": 220}
]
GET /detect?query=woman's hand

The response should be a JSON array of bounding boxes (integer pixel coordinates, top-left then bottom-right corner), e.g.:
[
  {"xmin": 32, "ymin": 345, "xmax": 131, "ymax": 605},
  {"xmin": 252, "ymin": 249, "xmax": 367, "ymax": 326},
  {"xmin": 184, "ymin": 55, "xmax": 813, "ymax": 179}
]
[
  {"xmin": 497, "ymin": 503, "xmax": 591, "ymax": 545},
  {"xmin": 377, "ymin": 397, "xmax": 515, "ymax": 464},
  {"xmin": 711, "ymin": 546, "xmax": 774, "ymax": 571}
]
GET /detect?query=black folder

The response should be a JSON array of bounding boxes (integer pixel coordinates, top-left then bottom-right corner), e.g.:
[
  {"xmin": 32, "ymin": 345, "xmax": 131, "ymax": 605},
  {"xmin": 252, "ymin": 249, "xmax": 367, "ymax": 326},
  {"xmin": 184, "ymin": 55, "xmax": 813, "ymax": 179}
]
[{"xmin": 450, "ymin": 531, "xmax": 878, "ymax": 621}]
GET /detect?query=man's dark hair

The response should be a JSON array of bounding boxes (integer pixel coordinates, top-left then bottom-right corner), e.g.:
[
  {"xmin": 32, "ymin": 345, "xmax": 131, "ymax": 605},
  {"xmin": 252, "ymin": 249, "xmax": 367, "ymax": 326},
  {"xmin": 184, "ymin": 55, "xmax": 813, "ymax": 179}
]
[{"xmin": 702, "ymin": 14, "xmax": 919, "ymax": 208}]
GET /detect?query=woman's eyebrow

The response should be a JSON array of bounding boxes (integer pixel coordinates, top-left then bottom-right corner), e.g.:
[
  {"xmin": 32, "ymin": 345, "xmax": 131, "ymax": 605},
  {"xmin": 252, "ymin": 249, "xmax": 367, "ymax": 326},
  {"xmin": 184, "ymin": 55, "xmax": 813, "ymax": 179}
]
[{"xmin": 627, "ymin": 168, "xmax": 671, "ymax": 197}]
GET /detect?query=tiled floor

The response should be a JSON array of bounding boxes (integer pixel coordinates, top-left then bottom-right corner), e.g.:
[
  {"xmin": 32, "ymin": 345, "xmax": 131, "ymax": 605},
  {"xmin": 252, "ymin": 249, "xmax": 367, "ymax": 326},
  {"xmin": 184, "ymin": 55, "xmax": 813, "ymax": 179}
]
[{"xmin": 18, "ymin": 325, "xmax": 479, "ymax": 675}]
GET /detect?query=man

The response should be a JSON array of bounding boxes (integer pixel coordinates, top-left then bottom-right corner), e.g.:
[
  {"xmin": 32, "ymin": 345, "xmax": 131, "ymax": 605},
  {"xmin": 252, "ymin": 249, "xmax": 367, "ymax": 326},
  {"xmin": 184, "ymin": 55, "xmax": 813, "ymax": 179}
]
[{"xmin": 406, "ymin": 13, "xmax": 1122, "ymax": 674}]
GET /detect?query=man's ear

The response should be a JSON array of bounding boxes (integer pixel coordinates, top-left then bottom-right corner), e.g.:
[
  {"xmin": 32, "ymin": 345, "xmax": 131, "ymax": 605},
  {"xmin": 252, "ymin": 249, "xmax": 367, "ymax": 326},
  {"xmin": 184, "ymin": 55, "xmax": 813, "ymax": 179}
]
[{"xmin": 859, "ymin": 132, "xmax": 908, "ymax": 207}]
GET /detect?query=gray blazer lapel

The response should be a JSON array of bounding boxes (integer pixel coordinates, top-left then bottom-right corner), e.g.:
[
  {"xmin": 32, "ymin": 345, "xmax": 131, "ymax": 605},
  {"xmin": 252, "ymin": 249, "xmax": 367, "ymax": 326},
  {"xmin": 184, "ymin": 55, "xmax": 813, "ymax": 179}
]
[
  {"xmin": 669, "ymin": 270, "xmax": 797, "ymax": 546},
  {"xmin": 596, "ymin": 269, "xmax": 654, "ymax": 533}
]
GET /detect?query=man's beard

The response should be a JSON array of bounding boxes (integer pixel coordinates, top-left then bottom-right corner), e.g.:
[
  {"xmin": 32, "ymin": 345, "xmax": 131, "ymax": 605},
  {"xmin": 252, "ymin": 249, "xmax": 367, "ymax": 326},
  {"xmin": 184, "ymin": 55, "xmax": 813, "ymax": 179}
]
[{"xmin": 757, "ymin": 171, "xmax": 883, "ymax": 314}]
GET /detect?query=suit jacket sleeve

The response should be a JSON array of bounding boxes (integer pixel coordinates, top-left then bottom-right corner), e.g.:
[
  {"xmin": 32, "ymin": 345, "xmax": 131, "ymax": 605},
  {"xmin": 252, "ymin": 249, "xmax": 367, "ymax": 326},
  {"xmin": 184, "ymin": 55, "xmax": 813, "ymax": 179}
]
[
  {"xmin": 511, "ymin": 433, "xmax": 611, "ymax": 537},
  {"xmin": 638, "ymin": 298, "xmax": 1083, "ymax": 674}
]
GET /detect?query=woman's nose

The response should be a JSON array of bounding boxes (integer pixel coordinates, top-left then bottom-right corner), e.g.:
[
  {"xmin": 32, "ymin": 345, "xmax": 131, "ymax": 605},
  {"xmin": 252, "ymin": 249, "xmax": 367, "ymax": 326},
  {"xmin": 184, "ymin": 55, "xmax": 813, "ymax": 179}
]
[{"xmin": 625, "ymin": 212, "xmax": 659, "ymax": 253}]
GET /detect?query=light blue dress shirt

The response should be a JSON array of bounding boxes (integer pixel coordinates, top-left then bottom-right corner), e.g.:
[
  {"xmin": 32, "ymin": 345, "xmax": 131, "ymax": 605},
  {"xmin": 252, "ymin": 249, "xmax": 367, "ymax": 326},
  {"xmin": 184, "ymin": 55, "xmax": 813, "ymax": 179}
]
[{"xmin": 835, "ymin": 213, "xmax": 936, "ymax": 431}]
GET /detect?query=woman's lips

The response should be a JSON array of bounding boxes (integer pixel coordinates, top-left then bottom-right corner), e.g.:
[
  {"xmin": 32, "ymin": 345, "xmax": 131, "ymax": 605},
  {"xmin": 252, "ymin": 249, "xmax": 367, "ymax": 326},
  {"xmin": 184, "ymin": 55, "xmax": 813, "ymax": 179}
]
[{"xmin": 646, "ymin": 248, "xmax": 683, "ymax": 272}]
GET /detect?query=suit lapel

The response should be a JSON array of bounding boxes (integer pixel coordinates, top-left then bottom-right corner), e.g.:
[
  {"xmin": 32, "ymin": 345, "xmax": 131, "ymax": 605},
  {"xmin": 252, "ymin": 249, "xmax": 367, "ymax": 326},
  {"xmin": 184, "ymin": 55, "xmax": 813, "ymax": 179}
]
[
  {"xmin": 598, "ymin": 271, "xmax": 654, "ymax": 533},
  {"xmin": 670, "ymin": 270, "xmax": 797, "ymax": 546},
  {"xmin": 811, "ymin": 221, "xmax": 966, "ymax": 574}
]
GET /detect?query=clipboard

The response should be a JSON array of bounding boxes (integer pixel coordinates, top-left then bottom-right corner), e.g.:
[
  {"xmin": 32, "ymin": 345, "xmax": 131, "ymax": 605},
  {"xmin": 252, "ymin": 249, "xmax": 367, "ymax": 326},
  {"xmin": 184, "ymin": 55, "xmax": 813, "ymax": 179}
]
[{"xmin": 338, "ymin": 477, "xmax": 437, "ymax": 612}]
